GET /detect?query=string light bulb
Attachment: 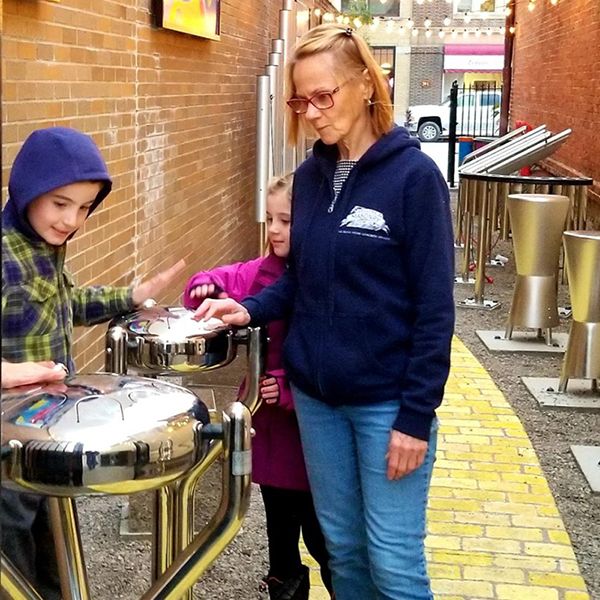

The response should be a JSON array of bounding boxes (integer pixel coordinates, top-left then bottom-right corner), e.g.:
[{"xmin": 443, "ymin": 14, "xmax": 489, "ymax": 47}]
[
  {"xmin": 425, "ymin": 28, "xmax": 432, "ymax": 38},
  {"xmin": 438, "ymin": 29, "xmax": 445, "ymax": 38},
  {"xmin": 443, "ymin": 16, "xmax": 451, "ymax": 26},
  {"xmin": 424, "ymin": 16, "xmax": 432, "ymax": 28},
  {"xmin": 464, "ymin": 12, "xmax": 472, "ymax": 23},
  {"xmin": 528, "ymin": 0, "xmax": 536, "ymax": 11},
  {"xmin": 314, "ymin": 8, "xmax": 321, "ymax": 17}
]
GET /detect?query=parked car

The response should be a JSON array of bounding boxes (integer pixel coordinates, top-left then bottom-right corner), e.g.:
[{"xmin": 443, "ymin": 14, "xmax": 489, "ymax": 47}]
[{"xmin": 405, "ymin": 89, "xmax": 501, "ymax": 142}]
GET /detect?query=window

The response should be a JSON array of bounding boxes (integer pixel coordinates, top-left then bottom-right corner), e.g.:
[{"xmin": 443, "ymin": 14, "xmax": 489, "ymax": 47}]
[
  {"xmin": 341, "ymin": 0, "xmax": 400, "ymax": 18},
  {"xmin": 454, "ymin": 0, "xmax": 506, "ymax": 16}
]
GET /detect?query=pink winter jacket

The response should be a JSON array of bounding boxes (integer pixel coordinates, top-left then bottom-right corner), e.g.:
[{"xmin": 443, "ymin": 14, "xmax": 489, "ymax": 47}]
[{"xmin": 183, "ymin": 254, "xmax": 310, "ymax": 491}]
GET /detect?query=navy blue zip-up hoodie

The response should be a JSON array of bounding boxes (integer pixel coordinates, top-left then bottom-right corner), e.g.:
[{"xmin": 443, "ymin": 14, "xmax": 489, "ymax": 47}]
[{"xmin": 243, "ymin": 126, "xmax": 455, "ymax": 441}]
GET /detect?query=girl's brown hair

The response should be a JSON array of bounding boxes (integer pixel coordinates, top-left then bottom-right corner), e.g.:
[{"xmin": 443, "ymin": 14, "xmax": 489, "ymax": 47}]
[
  {"xmin": 267, "ymin": 172, "xmax": 293, "ymax": 197},
  {"xmin": 285, "ymin": 24, "xmax": 394, "ymax": 145},
  {"xmin": 264, "ymin": 172, "xmax": 293, "ymax": 254}
]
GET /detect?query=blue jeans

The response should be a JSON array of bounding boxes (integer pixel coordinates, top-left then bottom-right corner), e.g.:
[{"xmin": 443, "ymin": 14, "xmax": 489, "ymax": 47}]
[{"xmin": 292, "ymin": 386, "xmax": 437, "ymax": 600}]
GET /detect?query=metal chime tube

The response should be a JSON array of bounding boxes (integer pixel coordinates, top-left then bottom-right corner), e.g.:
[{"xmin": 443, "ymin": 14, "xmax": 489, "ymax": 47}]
[
  {"xmin": 256, "ymin": 74, "xmax": 271, "ymax": 253},
  {"xmin": 280, "ymin": 6, "xmax": 297, "ymax": 173},
  {"xmin": 266, "ymin": 61, "xmax": 279, "ymax": 179},
  {"xmin": 269, "ymin": 45, "xmax": 284, "ymax": 177},
  {"xmin": 48, "ymin": 497, "xmax": 91, "ymax": 600},
  {"xmin": 142, "ymin": 402, "xmax": 252, "ymax": 600}
]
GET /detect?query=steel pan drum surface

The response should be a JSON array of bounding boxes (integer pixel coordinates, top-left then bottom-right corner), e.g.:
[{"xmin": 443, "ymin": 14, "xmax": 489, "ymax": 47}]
[
  {"xmin": 1, "ymin": 373, "xmax": 210, "ymax": 496},
  {"xmin": 107, "ymin": 306, "xmax": 235, "ymax": 374}
]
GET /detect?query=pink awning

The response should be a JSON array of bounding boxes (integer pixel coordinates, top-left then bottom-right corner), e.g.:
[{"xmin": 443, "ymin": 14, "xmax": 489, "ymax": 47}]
[{"xmin": 444, "ymin": 44, "xmax": 504, "ymax": 56}]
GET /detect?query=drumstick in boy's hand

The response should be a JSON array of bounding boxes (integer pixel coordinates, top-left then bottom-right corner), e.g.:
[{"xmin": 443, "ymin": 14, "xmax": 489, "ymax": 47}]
[{"xmin": 132, "ymin": 259, "xmax": 187, "ymax": 307}]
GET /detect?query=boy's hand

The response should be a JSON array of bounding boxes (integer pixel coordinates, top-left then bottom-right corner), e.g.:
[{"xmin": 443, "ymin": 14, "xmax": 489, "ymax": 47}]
[
  {"xmin": 189, "ymin": 283, "xmax": 229, "ymax": 301},
  {"xmin": 132, "ymin": 259, "xmax": 186, "ymax": 307},
  {"xmin": 193, "ymin": 298, "xmax": 251, "ymax": 326},
  {"xmin": 1, "ymin": 361, "xmax": 67, "ymax": 389},
  {"xmin": 260, "ymin": 376, "xmax": 280, "ymax": 404}
]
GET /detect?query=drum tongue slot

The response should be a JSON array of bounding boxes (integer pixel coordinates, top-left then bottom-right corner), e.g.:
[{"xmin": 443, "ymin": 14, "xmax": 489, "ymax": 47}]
[{"xmin": 75, "ymin": 396, "xmax": 125, "ymax": 423}]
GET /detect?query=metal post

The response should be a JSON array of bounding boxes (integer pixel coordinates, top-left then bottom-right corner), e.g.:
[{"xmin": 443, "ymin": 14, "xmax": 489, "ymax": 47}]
[
  {"xmin": 447, "ymin": 81, "xmax": 458, "ymax": 187},
  {"xmin": 48, "ymin": 497, "xmax": 91, "ymax": 600},
  {"xmin": 152, "ymin": 484, "xmax": 178, "ymax": 583},
  {"xmin": 105, "ymin": 325, "xmax": 128, "ymax": 375}
]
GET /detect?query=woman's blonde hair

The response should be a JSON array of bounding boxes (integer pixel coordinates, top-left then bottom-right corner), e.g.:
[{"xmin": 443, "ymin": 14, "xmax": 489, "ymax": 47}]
[
  {"xmin": 285, "ymin": 24, "xmax": 394, "ymax": 145},
  {"xmin": 264, "ymin": 172, "xmax": 293, "ymax": 254}
]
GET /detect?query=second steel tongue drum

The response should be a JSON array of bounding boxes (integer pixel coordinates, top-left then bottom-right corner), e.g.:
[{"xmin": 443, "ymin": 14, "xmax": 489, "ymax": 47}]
[{"xmin": 105, "ymin": 304, "xmax": 266, "ymax": 598}]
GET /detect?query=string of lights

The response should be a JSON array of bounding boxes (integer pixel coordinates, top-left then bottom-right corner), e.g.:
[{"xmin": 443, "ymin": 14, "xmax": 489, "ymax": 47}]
[{"xmin": 315, "ymin": 0, "xmax": 563, "ymax": 37}]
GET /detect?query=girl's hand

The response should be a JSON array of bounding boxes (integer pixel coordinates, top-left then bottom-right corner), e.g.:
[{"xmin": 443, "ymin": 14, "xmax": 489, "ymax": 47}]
[
  {"xmin": 189, "ymin": 283, "xmax": 228, "ymax": 301},
  {"xmin": 385, "ymin": 430, "xmax": 428, "ymax": 480},
  {"xmin": 260, "ymin": 376, "xmax": 280, "ymax": 404},
  {"xmin": 132, "ymin": 259, "xmax": 187, "ymax": 307},
  {"xmin": 193, "ymin": 298, "xmax": 251, "ymax": 326}
]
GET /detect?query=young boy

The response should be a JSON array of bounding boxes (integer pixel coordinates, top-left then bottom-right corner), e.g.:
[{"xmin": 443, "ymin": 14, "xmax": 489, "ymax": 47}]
[{"xmin": 1, "ymin": 126, "xmax": 185, "ymax": 598}]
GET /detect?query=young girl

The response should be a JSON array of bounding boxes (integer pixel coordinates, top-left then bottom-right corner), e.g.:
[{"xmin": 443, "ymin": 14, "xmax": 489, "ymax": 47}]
[{"xmin": 183, "ymin": 174, "xmax": 332, "ymax": 600}]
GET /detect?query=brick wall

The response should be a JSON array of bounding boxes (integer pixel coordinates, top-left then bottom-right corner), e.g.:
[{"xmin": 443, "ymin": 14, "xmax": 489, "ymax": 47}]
[
  {"xmin": 510, "ymin": 0, "xmax": 600, "ymax": 226},
  {"xmin": 409, "ymin": 46, "xmax": 444, "ymax": 104},
  {"xmin": 1, "ymin": 0, "xmax": 283, "ymax": 370}
]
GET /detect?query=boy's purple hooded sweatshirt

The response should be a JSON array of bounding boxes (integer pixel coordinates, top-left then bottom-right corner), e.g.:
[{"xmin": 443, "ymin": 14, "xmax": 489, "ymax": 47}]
[
  {"xmin": 2, "ymin": 127, "xmax": 133, "ymax": 371},
  {"xmin": 184, "ymin": 254, "xmax": 310, "ymax": 491}
]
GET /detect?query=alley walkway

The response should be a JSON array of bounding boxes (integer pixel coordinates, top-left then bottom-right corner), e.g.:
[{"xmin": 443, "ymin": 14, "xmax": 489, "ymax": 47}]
[{"xmin": 302, "ymin": 336, "xmax": 590, "ymax": 600}]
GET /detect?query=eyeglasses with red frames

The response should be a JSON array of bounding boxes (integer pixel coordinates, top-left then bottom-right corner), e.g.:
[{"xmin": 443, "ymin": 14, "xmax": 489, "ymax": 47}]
[{"xmin": 286, "ymin": 79, "xmax": 354, "ymax": 115}]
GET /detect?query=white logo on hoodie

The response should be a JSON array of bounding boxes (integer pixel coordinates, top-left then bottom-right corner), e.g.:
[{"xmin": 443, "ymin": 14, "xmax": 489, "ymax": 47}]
[{"xmin": 340, "ymin": 206, "xmax": 390, "ymax": 235}]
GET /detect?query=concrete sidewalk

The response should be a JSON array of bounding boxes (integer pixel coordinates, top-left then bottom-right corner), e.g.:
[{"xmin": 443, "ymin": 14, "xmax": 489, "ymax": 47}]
[{"xmin": 303, "ymin": 336, "xmax": 589, "ymax": 600}]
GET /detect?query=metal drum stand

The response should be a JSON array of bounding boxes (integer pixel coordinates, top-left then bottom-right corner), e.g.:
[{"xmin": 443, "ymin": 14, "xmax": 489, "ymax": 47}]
[
  {"xmin": 104, "ymin": 306, "xmax": 266, "ymax": 597},
  {"xmin": 0, "ymin": 374, "xmax": 252, "ymax": 600},
  {"xmin": 559, "ymin": 231, "xmax": 600, "ymax": 393},
  {"xmin": 504, "ymin": 193, "xmax": 570, "ymax": 345}
]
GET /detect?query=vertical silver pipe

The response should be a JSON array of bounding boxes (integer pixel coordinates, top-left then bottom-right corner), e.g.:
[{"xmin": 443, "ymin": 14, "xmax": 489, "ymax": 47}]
[
  {"xmin": 266, "ymin": 62, "xmax": 279, "ymax": 178},
  {"xmin": 256, "ymin": 74, "xmax": 271, "ymax": 252},
  {"xmin": 104, "ymin": 325, "xmax": 128, "ymax": 374},
  {"xmin": 279, "ymin": 8, "xmax": 296, "ymax": 172},
  {"xmin": 48, "ymin": 497, "xmax": 91, "ymax": 600}
]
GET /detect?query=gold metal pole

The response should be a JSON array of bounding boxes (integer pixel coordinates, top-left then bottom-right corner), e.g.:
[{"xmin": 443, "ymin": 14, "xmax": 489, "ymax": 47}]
[
  {"xmin": 152, "ymin": 483, "xmax": 178, "ymax": 582},
  {"xmin": 1, "ymin": 554, "xmax": 43, "ymax": 600},
  {"xmin": 142, "ymin": 402, "xmax": 252, "ymax": 600},
  {"xmin": 173, "ymin": 326, "xmax": 264, "ymax": 599},
  {"xmin": 48, "ymin": 497, "xmax": 91, "ymax": 600}
]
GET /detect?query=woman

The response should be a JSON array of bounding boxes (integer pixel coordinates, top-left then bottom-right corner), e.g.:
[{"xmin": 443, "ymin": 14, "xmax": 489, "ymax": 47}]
[{"xmin": 196, "ymin": 24, "xmax": 455, "ymax": 600}]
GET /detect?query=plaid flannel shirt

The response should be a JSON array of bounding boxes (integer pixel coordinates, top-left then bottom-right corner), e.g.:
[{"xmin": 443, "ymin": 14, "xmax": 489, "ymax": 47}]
[{"xmin": 2, "ymin": 225, "xmax": 134, "ymax": 372}]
